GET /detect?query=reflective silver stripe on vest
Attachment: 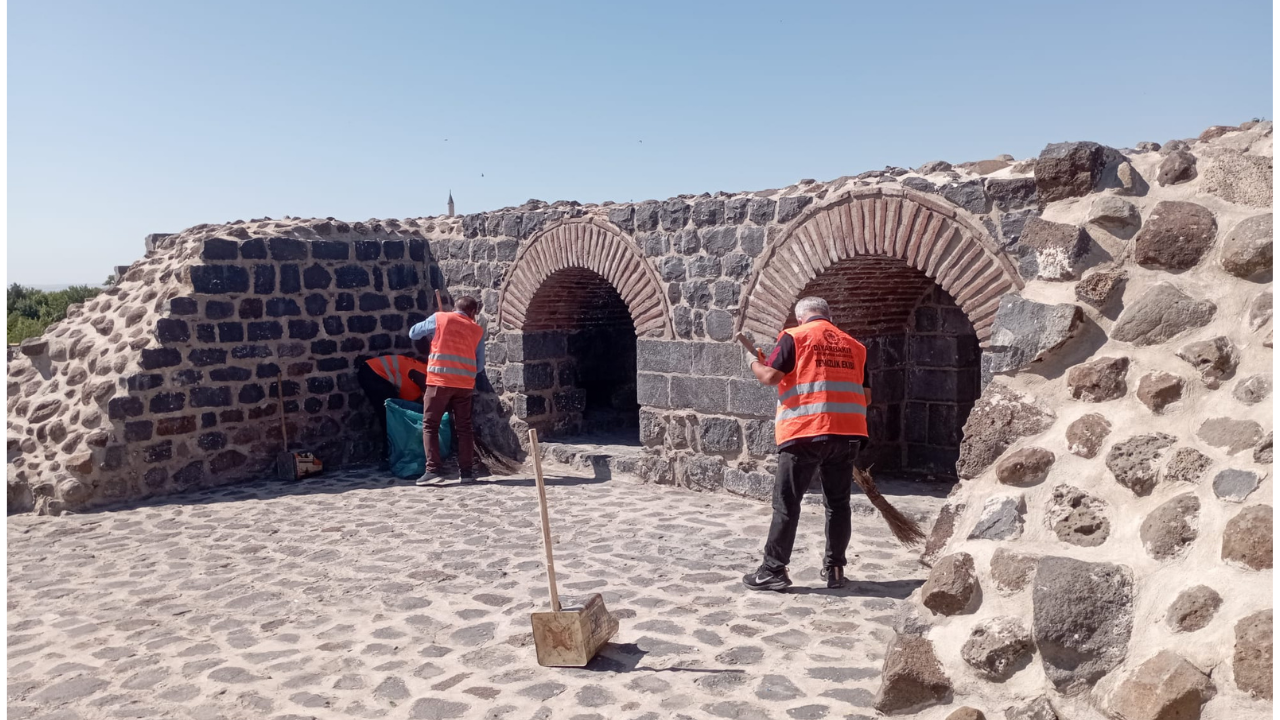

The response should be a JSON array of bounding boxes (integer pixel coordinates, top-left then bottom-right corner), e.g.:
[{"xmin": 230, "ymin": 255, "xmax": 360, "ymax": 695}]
[
  {"xmin": 777, "ymin": 380, "xmax": 865, "ymax": 403},
  {"xmin": 429, "ymin": 352, "xmax": 477, "ymax": 369},
  {"xmin": 776, "ymin": 402, "xmax": 867, "ymax": 421},
  {"xmin": 377, "ymin": 356, "xmax": 399, "ymax": 388},
  {"xmin": 427, "ymin": 365, "xmax": 477, "ymax": 378}
]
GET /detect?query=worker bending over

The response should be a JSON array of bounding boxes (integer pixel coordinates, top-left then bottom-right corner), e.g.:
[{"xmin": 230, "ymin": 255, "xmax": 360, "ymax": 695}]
[
  {"xmin": 408, "ymin": 295, "xmax": 486, "ymax": 485},
  {"xmin": 742, "ymin": 296, "xmax": 871, "ymax": 592}
]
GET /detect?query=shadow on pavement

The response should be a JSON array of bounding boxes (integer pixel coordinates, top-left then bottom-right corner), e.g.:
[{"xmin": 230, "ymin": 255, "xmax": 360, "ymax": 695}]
[
  {"xmin": 95, "ymin": 466, "xmax": 602, "ymax": 515},
  {"xmin": 786, "ymin": 578, "xmax": 924, "ymax": 599},
  {"xmin": 584, "ymin": 644, "xmax": 746, "ymax": 676}
]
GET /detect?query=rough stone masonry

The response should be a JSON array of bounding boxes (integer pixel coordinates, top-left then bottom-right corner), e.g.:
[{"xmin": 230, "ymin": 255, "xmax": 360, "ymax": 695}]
[{"xmin": 6, "ymin": 120, "xmax": 1274, "ymax": 719}]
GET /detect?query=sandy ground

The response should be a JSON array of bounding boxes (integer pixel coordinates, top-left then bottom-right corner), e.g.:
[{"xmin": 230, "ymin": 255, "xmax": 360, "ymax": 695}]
[{"xmin": 8, "ymin": 465, "xmax": 946, "ymax": 720}]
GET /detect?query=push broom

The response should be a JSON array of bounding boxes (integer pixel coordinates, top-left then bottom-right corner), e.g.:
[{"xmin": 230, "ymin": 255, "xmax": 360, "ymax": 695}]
[{"xmin": 735, "ymin": 333, "xmax": 925, "ymax": 547}]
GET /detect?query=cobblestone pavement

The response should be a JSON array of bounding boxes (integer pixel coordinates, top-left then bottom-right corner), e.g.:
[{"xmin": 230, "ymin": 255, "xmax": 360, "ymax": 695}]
[{"xmin": 8, "ymin": 464, "xmax": 946, "ymax": 720}]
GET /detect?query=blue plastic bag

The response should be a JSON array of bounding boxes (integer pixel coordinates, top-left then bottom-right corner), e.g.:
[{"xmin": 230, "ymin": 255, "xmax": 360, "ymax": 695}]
[{"xmin": 385, "ymin": 398, "xmax": 453, "ymax": 478}]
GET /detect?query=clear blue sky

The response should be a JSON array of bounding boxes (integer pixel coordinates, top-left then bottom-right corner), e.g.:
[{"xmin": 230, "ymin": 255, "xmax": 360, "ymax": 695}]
[{"xmin": 9, "ymin": 0, "xmax": 1273, "ymax": 285}]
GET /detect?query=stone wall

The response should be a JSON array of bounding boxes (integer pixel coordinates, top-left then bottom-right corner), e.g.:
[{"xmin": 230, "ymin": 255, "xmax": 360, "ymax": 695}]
[
  {"xmin": 6, "ymin": 116, "xmax": 1271, "ymax": 720},
  {"xmin": 876, "ymin": 122, "xmax": 1273, "ymax": 720}
]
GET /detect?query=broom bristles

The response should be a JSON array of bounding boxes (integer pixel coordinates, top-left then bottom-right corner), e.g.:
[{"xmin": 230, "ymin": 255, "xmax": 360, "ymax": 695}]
[
  {"xmin": 852, "ymin": 466, "xmax": 927, "ymax": 547},
  {"xmin": 474, "ymin": 436, "xmax": 521, "ymax": 476}
]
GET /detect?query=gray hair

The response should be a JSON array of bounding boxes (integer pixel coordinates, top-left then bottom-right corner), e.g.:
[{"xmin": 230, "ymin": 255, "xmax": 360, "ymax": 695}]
[{"xmin": 794, "ymin": 296, "xmax": 830, "ymax": 321}]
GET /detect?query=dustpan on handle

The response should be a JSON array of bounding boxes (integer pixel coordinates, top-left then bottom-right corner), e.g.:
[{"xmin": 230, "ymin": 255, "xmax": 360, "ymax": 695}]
[{"xmin": 527, "ymin": 428, "xmax": 618, "ymax": 667}]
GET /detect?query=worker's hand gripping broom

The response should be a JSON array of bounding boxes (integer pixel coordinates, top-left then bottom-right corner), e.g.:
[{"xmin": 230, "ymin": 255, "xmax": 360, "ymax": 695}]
[
  {"xmin": 735, "ymin": 333, "xmax": 925, "ymax": 547},
  {"xmin": 527, "ymin": 428, "xmax": 618, "ymax": 666}
]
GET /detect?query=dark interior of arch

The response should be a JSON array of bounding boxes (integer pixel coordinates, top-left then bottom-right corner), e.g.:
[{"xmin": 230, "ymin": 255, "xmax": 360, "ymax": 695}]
[
  {"xmin": 519, "ymin": 268, "xmax": 639, "ymax": 440},
  {"xmin": 787, "ymin": 255, "xmax": 981, "ymax": 480}
]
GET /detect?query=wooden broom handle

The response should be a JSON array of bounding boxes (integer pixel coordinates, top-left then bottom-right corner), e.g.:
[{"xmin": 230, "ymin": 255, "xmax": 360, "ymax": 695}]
[
  {"xmin": 529, "ymin": 428, "xmax": 561, "ymax": 612},
  {"xmin": 276, "ymin": 371, "xmax": 288, "ymax": 450}
]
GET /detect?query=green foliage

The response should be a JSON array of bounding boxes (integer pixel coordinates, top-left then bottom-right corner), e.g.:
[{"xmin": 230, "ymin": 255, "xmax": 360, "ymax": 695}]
[{"xmin": 6, "ymin": 283, "xmax": 105, "ymax": 344}]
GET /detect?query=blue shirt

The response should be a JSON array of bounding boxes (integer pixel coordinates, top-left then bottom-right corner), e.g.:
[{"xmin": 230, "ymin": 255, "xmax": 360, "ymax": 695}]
[{"xmin": 408, "ymin": 312, "xmax": 486, "ymax": 369}]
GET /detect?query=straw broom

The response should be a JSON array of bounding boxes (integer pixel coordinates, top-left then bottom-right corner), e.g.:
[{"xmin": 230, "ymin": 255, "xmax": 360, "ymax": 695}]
[{"xmin": 852, "ymin": 465, "xmax": 926, "ymax": 547}]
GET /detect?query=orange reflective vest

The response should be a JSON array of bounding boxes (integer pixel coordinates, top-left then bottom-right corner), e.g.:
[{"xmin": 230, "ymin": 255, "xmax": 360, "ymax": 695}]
[
  {"xmin": 367, "ymin": 355, "xmax": 430, "ymax": 402},
  {"xmin": 425, "ymin": 312, "xmax": 485, "ymax": 389},
  {"xmin": 774, "ymin": 320, "xmax": 869, "ymax": 445}
]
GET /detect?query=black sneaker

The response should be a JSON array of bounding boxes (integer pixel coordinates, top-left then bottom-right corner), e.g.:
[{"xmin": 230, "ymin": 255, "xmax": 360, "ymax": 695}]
[
  {"xmin": 821, "ymin": 565, "xmax": 846, "ymax": 589},
  {"xmin": 742, "ymin": 565, "xmax": 792, "ymax": 592},
  {"xmin": 458, "ymin": 471, "xmax": 479, "ymax": 485}
]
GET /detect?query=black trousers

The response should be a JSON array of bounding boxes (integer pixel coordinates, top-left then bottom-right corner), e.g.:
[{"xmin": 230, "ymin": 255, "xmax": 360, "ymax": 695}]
[
  {"xmin": 762, "ymin": 437, "xmax": 859, "ymax": 572},
  {"xmin": 357, "ymin": 362, "xmax": 400, "ymax": 450}
]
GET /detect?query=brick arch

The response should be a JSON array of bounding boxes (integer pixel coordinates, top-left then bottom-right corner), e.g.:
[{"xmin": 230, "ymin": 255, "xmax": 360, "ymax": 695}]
[
  {"xmin": 498, "ymin": 218, "xmax": 674, "ymax": 338},
  {"xmin": 737, "ymin": 186, "xmax": 1023, "ymax": 346}
]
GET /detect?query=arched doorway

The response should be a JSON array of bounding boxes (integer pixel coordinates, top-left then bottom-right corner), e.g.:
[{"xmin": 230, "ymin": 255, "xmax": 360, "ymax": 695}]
[
  {"xmin": 497, "ymin": 218, "xmax": 673, "ymax": 442},
  {"xmin": 740, "ymin": 187, "xmax": 1020, "ymax": 480}
]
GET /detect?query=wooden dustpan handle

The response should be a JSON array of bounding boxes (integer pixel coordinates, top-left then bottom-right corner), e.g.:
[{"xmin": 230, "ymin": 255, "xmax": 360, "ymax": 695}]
[{"xmin": 529, "ymin": 428, "xmax": 561, "ymax": 612}]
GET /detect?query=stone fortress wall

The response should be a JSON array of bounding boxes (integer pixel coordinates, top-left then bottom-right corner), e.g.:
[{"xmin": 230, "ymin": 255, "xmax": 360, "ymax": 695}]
[{"xmin": 6, "ymin": 120, "xmax": 1273, "ymax": 719}]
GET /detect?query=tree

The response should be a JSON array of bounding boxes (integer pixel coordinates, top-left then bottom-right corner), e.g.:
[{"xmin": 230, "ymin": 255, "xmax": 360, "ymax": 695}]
[{"xmin": 6, "ymin": 283, "xmax": 105, "ymax": 344}]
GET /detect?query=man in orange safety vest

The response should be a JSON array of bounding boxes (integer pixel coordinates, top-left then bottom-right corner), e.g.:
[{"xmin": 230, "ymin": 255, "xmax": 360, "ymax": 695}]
[
  {"xmin": 407, "ymin": 295, "xmax": 487, "ymax": 486},
  {"xmin": 741, "ymin": 296, "xmax": 871, "ymax": 592}
]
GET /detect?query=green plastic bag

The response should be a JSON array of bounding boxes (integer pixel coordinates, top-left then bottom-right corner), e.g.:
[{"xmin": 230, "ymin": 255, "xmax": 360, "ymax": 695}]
[{"xmin": 385, "ymin": 398, "xmax": 453, "ymax": 478}]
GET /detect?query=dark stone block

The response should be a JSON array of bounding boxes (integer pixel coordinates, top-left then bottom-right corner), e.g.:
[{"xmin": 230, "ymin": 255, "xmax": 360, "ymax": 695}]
[
  {"xmin": 637, "ymin": 340, "xmax": 694, "ymax": 373},
  {"xmin": 905, "ymin": 402, "xmax": 929, "ymax": 443},
  {"xmin": 200, "ymin": 412, "xmax": 218, "ymax": 428},
  {"xmin": 301, "ymin": 294, "xmax": 326, "ymax": 317},
  {"xmin": 701, "ymin": 227, "xmax": 738, "ymax": 257},
  {"xmin": 692, "ymin": 199, "xmax": 725, "ymax": 227},
  {"xmin": 726, "ymin": 197, "xmax": 750, "ymax": 224},
  {"xmin": 335, "ymin": 292, "xmax": 355, "ymax": 311},
  {"xmin": 265, "ymin": 298, "xmax": 300, "ymax": 317},
  {"xmin": 200, "ymin": 237, "xmax": 239, "ymax": 258},
  {"xmin": 776, "ymin": 195, "xmax": 813, "ymax": 223},
  {"xmin": 190, "ymin": 265, "xmax": 250, "ymax": 294},
  {"xmin": 210, "ymin": 367, "xmax": 251, "ymax": 382},
  {"xmin": 239, "ymin": 237, "xmax": 266, "ymax": 259},
  {"xmin": 256, "ymin": 362, "xmax": 281, "ymax": 378},
  {"xmin": 124, "ymin": 420, "xmax": 153, "ymax": 441},
  {"xmin": 671, "ymin": 375, "xmax": 730, "ymax": 413},
  {"xmin": 874, "ymin": 369, "xmax": 905, "ymax": 403},
  {"xmin": 661, "ymin": 200, "xmax": 691, "ymax": 230},
  {"xmin": 169, "ymin": 297, "xmax": 198, "ymax": 315},
  {"xmin": 692, "ymin": 342, "xmax": 743, "ymax": 377},
  {"xmin": 328, "ymin": 393, "xmax": 345, "ymax": 410},
  {"xmin": 383, "ymin": 240, "xmax": 405, "ymax": 259},
  {"xmin": 198, "ymin": 432, "xmax": 227, "ymax": 451},
  {"xmin": 729, "ymin": 379, "xmax": 775, "ymax": 416},
  {"xmin": 347, "ymin": 315, "xmax": 377, "ymax": 334},
  {"xmin": 359, "ymin": 293, "xmax": 391, "ymax": 312},
  {"xmin": 304, "ymin": 397, "xmax": 323, "ymax": 413},
  {"xmin": 269, "ymin": 380, "xmax": 301, "ymax": 398},
  {"xmin": 247, "ymin": 321, "xmax": 283, "ymax": 341},
  {"xmin": 379, "ymin": 314, "xmax": 403, "ymax": 332},
  {"xmin": 219, "ymin": 409, "xmax": 244, "ymax": 422},
  {"xmin": 637, "ymin": 372, "xmax": 671, "ymax": 408},
  {"xmin": 303, "ymin": 264, "xmax": 332, "ymax": 290},
  {"xmin": 312, "ymin": 240, "xmax": 350, "ymax": 260},
  {"xmin": 311, "ymin": 339, "xmax": 338, "ymax": 355},
  {"xmin": 510, "ymin": 332, "xmax": 567, "ymax": 362},
  {"xmin": 101, "ymin": 445, "xmax": 125, "ymax": 471},
  {"xmin": 941, "ymin": 308, "xmax": 973, "ymax": 334},
  {"xmin": 394, "ymin": 295, "xmax": 415, "ymax": 311},
  {"xmin": 369, "ymin": 334, "xmax": 392, "ymax": 352},
  {"xmin": 126, "ymin": 374, "xmax": 164, "ymax": 392},
  {"xmin": 527, "ymin": 363, "xmax": 556, "ymax": 391},
  {"xmin": 195, "ymin": 324, "xmax": 216, "ymax": 343},
  {"xmin": 512, "ymin": 394, "xmax": 547, "ymax": 419},
  {"xmin": 279, "ymin": 264, "xmax": 301, "ymax": 294},
  {"xmin": 322, "ymin": 316, "xmax": 345, "ymax": 336},
  {"xmin": 209, "ymin": 450, "xmax": 247, "ymax": 473},
  {"xmin": 268, "ymin": 237, "xmax": 308, "ymax": 261},
  {"xmin": 231, "ymin": 344, "xmax": 273, "ymax": 359},
  {"xmin": 187, "ymin": 348, "xmax": 228, "ymax": 367},
  {"xmin": 336, "ymin": 373, "xmax": 360, "ymax": 392},
  {"xmin": 140, "ymin": 348, "xmax": 182, "ymax": 369},
  {"xmin": 173, "ymin": 369, "xmax": 203, "ymax": 386},
  {"xmin": 387, "ymin": 265, "xmax": 418, "ymax": 291},
  {"xmin": 683, "ymin": 280, "xmax": 712, "ymax": 309},
  {"xmin": 144, "ymin": 440, "xmax": 173, "ymax": 464},
  {"xmin": 407, "ymin": 312, "xmax": 426, "ymax": 327},
  {"xmin": 673, "ymin": 229, "xmax": 700, "ymax": 255},
  {"xmin": 253, "ymin": 264, "xmax": 276, "ymax": 295},
  {"xmin": 287, "ymin": 320, "xmax": 319, "ymax": 340},
  {"xmin": 205, "ymin": 300, "xmax": 234, "ymax": 320},
  {"xmin": 340, "ymin": 337, "xmax": 366, "ymax": 353},
  {"xmin": 307, "ymin": 376, "xmax": 336, "ymax": 394},
  {"xmin": 409, "ymin": 238, "xmax": 425, "ymax": 261},
  {"xmin": 156, "ymin": 415, "xmax": 197, "ymax": 436},
  {"xmin": 915, "ymin": 306, "xmax": 939, "ymax": 332},
  {"xmin": 355, "ymin": 240, "xmax": 381, "ymax": 261},
  {"xmin": 910, "ymin": 335, "xmax": 957, "ymax": 367},
  {"xmin": 287, "ymin": 361, "xmax": 314, "ymax": 377},
  {"xmin": 698, "ymin": 416, "xmax": 743, "ymax": 453},
  {"xmin": 150, "ymin": 392, "xmax": 186, "ymax": 414},
  {"xmin": 239, "ymin": 298, "xmax": 263, "ymax": 319},
  {"xmin": 910, "ymin": 369, "xmax": 959, "ymax": 401},
  {"xmin": 317, "ymin": 357, "xmax": 349, "ymax": 372},
  {"xmin": 394, "ymin": 335, "xmax": 411, "ymax": 350},
  {"xmin": 748, "ymin": 198, "xmax": 776, "ymax": 225},
  {"xmin": 239, "ymin": 384, "xmax": 266, "ymax": 404},
  {"xmin": 216, "ymin": 322, "xmax": 244, "ymax": 343},
  {"xmin": 928, "ymin": 404, "xmax": 959, "ymax": 446}
]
